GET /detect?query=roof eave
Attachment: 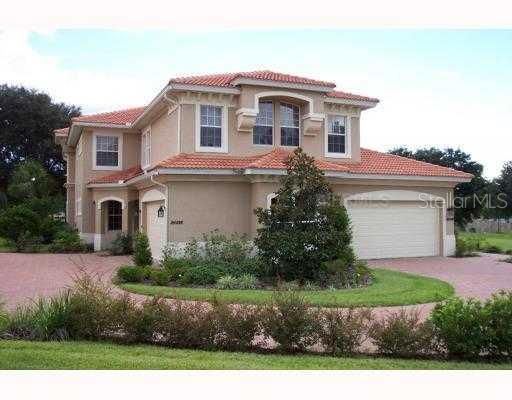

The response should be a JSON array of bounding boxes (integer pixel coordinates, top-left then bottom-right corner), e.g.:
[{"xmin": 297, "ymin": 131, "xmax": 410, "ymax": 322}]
[
  {"xmin": 231, "ymin": 77, "xmax": 335, "ymax": 92},
  {"xmin": 325, "ymin": 97, "xmax": 379, "ymax": 109}
]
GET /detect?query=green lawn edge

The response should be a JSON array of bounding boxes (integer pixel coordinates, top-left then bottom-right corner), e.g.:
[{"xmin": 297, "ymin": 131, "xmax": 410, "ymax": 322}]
[
  {"xmin": 1, "ymin": 340, "xmax": 509, "ymax": 370},
  {"xmin": 120, "ymin": 268, "xmax": 455, "ymax": 307}
]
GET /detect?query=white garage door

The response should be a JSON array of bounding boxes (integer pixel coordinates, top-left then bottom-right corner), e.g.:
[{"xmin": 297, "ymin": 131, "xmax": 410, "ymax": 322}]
[
  {"xmin": 347, "ymin": 201, "xmax": 440, "ymax": 259},
  {"xmin": 146, "ymin": 201, "xmax": 166, "ymax": 261}
]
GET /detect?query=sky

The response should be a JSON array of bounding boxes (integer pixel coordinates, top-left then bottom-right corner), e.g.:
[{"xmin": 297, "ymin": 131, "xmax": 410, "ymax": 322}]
[{"xmin": 1, "ymin": 29, "xmax": 511, "ymax": 178}]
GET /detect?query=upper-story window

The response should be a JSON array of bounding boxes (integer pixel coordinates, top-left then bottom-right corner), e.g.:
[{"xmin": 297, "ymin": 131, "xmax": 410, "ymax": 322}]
[
  {"xmin": 93, "ymin": 132, "xmax": 122, "ymax": 170},
  {"xmin": 253, "ymin": 100, "xmax": 273, "ymax": 145},
  {"xmin": 196, "ymin": 104, "xmax": 228, "ymax": 153},
  {"xmin": 280, "ymin": 102, "xmax": 300, "ymax": 147},
  {"xmin": 141, "ymin": 128, "xmax": 151, "ymax": 169},
  {"xmin": 325, "ymin": 114, "xmax": 350, "ymax": 158}
]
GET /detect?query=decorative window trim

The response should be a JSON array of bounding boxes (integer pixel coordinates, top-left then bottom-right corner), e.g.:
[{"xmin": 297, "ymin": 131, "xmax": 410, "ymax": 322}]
[
  {"xmin": 92, "ymin": 131, "xmax": 123, "ymax": 170},
  {"xmin": 279, "ymin": 102, "xmax": 301, "ymax": 147},
  {"xmin": 141, "ymin": 127, "xmax": 151, "ymax": 169},
  {"xmin": 324, "ymin": 113, "xmax": 351, "ymax": 159},
  {"xmin": 195, "ymin": 104, "xmax": 228, "ymax": 153}
]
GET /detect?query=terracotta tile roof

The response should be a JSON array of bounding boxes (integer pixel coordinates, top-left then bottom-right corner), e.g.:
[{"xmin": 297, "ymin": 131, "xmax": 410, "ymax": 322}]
[
  {"xmin": 326, "ymin": 90, "xmax": 379, "ymax": 103},
  {"xmin": 153, "ymin": 148, "xmax": 471, "ymax": 179},
  {"xmin": 54, "ymin": 127, "xmax": 69, "ymax": 137},
  {"xmin": 72, "ymin": 107, "xmax": 146, "ymax": 125},
  {"xmin": 169, "ymin": 70, "xmax": 336, "ymax": 88},
  {"xmin": 88, "ymin": 166, "xmax": 143, "ymax": 184},
  {"xmin": 351, "ymin": 149, "xmax": 473, "ymax": 178}
]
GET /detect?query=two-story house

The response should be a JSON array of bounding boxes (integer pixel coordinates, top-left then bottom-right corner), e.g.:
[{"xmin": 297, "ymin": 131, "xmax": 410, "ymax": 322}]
[{"xmin": 55, "ymin": 70, "xmax": 471, "ymax": 260}]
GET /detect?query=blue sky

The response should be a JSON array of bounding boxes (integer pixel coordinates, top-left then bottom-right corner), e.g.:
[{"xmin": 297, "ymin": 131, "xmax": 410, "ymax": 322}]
[{"xmin": 2, "ymin": 29, "xmax": 511, "ymax": 177}]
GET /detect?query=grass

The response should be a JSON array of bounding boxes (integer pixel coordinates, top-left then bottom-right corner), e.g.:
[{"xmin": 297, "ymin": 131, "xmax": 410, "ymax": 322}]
[
  {"xmin": 120, "ymin": 268, "xmax": 454, "ymax": 307},
  {"xmin": 1, "ymin": 340, "xmax": 510, "ymax": 370},
  {"xmin": 0, "ymin": 237, "xmax": 14, "ymax": 252},
  {"xmin": 459, "ymin": 232, "xmax": 512, "ymax": 253}
]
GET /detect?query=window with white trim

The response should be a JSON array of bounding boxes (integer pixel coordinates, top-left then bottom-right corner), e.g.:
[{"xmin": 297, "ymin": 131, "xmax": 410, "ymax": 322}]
[
  {"xmin": 200, "ymin": 105, "xmax": 222, "ymax": 148},
  {"xmin": 253, "ymin": 100, "xmax": 273, "ymax": 145},
  {"xmin": 325, "ymin": 115, "xmax": 350, "ymax": 157},
  {"xmin": 107, "ymin": 201, "xmax": 122, "ymax": 231},
  {"xmin": 95, "ymin": 135, "xmax": 120, "ymax": 168},
  {"xmin": 141, "ymin": 129, "xmax": 151, "ymax": 168},
  {"xmin": 280, "ymin": 102, "xmax": 300, "ymax": 146}
]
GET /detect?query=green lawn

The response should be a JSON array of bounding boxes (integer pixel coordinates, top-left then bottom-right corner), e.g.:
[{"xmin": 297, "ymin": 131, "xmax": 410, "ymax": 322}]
[
  {"xmin": 459, "ymin": 232, "xmax": 512, "ymax": 252},
  {"xmin": 1, "ymin": 340, "xmax": 509, "ymax": 370},
  {"xmin": 120, "ymin": 268, "xmax": 454, "ymax": 307}
]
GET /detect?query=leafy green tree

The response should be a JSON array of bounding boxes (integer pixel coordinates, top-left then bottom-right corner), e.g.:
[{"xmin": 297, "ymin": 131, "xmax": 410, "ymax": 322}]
[
  {"xmin": 0, "ymin": 205, "xmax": 40, "ymax": 249},
  {"xmin": 7, "ymin": 159, "xmax": 55, "ymax": 202},
  {"xmin": 133, "ymin": 231, "xmax": 153, "ymax": 266},
  {"xmin": 495, "ymin": 161, "xmax": 512, "ymax": 218},
  {"xmin": 254, "ymin": 148, "xmax": 353, "ymax": 282},
  {"xmin": 0, "ymin": 84, "xmax": 80, "ymax": 193},
  {"xmin": 389, "ymin": 147, "xmax": 487, "ymax": 226}
]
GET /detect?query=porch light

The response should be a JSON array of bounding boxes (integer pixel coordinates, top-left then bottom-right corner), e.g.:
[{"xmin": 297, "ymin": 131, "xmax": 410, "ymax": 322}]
[{"xmin": 157, "ymin": 205, "xmax": 165, "ymax": 218}]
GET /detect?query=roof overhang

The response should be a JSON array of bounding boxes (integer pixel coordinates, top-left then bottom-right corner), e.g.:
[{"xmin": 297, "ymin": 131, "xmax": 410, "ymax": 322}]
[
  {"xmin": 168, "ymin": 83, "xmax": 240, "ymax": 95},
  {"xmin": 324, "ymin": 97, "xmax": 379, "ymax": 110},
  {"xmin": 67, "ymin": 122, "xmax": 133, "ymax": 146},
  {"xmin": 231, "ymin": 77, "xmax": 335, "ymax": 93}
]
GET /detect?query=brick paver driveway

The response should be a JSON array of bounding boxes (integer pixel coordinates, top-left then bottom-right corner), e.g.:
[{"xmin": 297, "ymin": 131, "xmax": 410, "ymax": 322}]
[
  {"xmin": 2, "ymin": 252, "xmax": 512, "ymax": 312},
  {"xmin": 0, "ymin": 253, "xmax": 129, "ymax": 310}
]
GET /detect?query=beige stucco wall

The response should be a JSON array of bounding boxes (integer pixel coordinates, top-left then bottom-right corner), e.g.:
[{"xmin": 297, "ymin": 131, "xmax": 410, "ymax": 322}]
[
  {"xmin": 144, "ymin": 109, "xmax": 179, "ymax": 168},
  {"xmin": 168, "ymin": 181, "xmax": 252, "ymax": 242},
  {"xmin": 74, "ymin": 128, "xmax": 140, "ymax": 234}
]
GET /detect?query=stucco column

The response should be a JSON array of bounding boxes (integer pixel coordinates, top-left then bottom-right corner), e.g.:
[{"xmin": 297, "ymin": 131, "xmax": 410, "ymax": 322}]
[
  {"xmin": 94, "ymin": 205, "xmax": 103, "ymax": 251},
  {"xmin": 122, "ymin": 206, "xmax": 129, "ymax": 234}
]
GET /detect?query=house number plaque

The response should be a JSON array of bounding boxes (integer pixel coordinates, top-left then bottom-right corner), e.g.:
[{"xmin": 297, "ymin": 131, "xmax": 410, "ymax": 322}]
[{"xmin": 170, "ymin": 220, "xmax": 184, "ymax": 225}]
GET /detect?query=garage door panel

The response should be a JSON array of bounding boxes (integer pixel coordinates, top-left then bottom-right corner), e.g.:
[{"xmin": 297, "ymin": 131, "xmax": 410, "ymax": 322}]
[
  {"xmin": 348, "ymin": 201, "xmax": 440, "ymax": 259},
  {"xmin": 146, "ymin": 201, "xmax": 165, "ymax": 261}
]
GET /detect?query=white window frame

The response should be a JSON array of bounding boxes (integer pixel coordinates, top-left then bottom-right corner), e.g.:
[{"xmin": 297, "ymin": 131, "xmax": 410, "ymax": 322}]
[
  {"xmin": 141, "ymin": 127, "xmax": 151, "ymax": 169},
  {"xmin": 279, "ymin": 102, "xmax": 301, "ymax": 148},
  {"xmin": 325, "ymin": 113, "xmax": 351, "ymax": 159},
  {"xmin": 92, "ymin": 131, "xmax": 123, "ymax": 171},
  {"xmin": 195, "ymin": 104, "xmax": 228, "ymax": 153},
  {"xmin": 253, "ymin": 100, "xmax": 274, "ymax": 146}
]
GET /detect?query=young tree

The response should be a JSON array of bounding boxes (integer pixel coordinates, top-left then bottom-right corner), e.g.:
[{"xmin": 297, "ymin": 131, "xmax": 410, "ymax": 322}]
[
  {"xmin": 0, "ymin": 84, "xmax": 80, "ymax": 193},
  {"xmin": 133, "ymin": 231, "xmax": 153, "ymax": 266},
  {"xmin": 389, "ymin": 147, "xmax": 487, "ymax": 226},
  {"xmin": 254, "ymin": 148, "xmax": 353, "ymax": 282},
  {"xmin": 7, "ymin": 159, "xmax": 55, "ymax": 202}
]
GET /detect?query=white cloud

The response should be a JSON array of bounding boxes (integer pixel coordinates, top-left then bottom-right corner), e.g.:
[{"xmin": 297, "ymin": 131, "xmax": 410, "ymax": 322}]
[{"xmin": 0, "ymin": 30, "xmax": 156, "ymax": 114}]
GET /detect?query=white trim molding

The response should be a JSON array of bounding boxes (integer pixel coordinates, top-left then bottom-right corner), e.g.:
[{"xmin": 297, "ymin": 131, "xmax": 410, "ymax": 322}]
[
  {"xmin": 92, "ymin": 131, "xmax": 123, "ymax": 171},
  {"xmin": 266, "ymin": 193, "xmax": 278, "ymax": 209},
  {"xmin": 324, "ymin": 113, "xmax": 352, "ymax": 159},
  {"xmin": 140, "ymin": 188, "xmax": 166, "ymax": 203},
  {"xmin": 230, "ymin": 77, "xmax": 335, "ymax": 93},
  {"xmin": 141, "ymin": 126, "xmax": 151, "ymax": 170},
  {"xmin": 195, "ymin": 103, "xmax": 229, "ymax": 153},
  {"xmin": 96, "ymin": 196, "xmax": 126, "ymax": 210}
]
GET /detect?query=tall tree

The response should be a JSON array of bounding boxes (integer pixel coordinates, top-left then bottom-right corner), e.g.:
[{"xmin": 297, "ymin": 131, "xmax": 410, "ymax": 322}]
[
  {"xmin": 0, "ymin": 84, "xmax": 80, "ymax": 194},
  {"xmin": 495, "ymin": 161, "xmax": 512, "ymax": 218},
  {"xmin": 388, "ymin": 147, "xmax": 487, "ymax": 226}
]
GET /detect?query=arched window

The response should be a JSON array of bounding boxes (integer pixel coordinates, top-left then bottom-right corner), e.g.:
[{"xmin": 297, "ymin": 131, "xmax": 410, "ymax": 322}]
[{"xmin": 107, "ymin": 201, "xmax": 122, "ymax": 231}]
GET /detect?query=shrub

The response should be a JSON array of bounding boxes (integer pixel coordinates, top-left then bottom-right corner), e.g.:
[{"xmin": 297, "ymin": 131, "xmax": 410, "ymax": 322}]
[
  {"xmin": 484, "ymin": 245, "xmax": 503, "ymax": 254},
  {"xmin": 133, "ymin": 231, "xmax": 152, "ymax": 266},
  {"xmin": 0, "ymin": 205, "xmax": 40, "ymax": 250},
  {"xmin": 3, "ymin": 293, "xmax": 72, "ymax": 341},
  {"xmin": 212, "ymin": 300, "xmax": 261, "ymax": 351},
  {"xmin": 149, "ymin": 269, "xmax": 171, "ymax": 286},
  {"xmin": 121, "ymin": 296, "xmax": 164, "ymax": 344},
  {"xmin": 261, "ymin": 292, "xmax": 319, "ymax": 352},
  {"xmin": 161, "ymin": 257, "xmax": 194, "ymax": 281},
  {"xmin": 369, "ymin": 309, "xmax": 435, "ymax": 357},
  {"xmin": 109, "ymin": 233, "xmax": 133, "ymax": 255},
  {"xmin": 116, "ymin": 266, "xmax": 147, "ymax": 283},
  {"xmin": 455, "ymin": 235, "xmax": 479, "ymax": 257},
  {"xmin": 254, "ymin": 148, "xmax": 353, "ymax": 282},
  {"xmin": 48, "ymin": 230, "xmax": 87, "ymax": 253},
  {"xmin": 320, "ymin": 258, "xmax": 373, "ymax": 288},
  {"xmin": 430, "ymin": 297, "xmax": 487, "ymax": 359},
  {"xmin": 484, "ymin": 291, "xmax": 512, "ymax": 357},
  {"xmin": 178, "ymin": 264, "xmax": 224, "ymax": 286},
  {"xmin": 318, "ymin": 308, "xmax": 371, "ymax": 356},
  {"xmin": 66, "ymin": 274, "xmax": 123, "ymax": 340},
  {"xmin": 215, "ymin": 274, "xmax": 259, "ymax": 290},
  {"xmin": 0, "ymin": 302, "xmax": 8, "ymax": 335}
]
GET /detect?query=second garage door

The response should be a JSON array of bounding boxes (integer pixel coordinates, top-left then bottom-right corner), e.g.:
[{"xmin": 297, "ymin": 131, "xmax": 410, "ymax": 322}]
[
  {"xmin": 146, "ymin": 200, "xmax": 166, "ymax": 261},
  {"xmin": 347, "ymin": 200, "xmax": 441, "ymax": 259}
]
